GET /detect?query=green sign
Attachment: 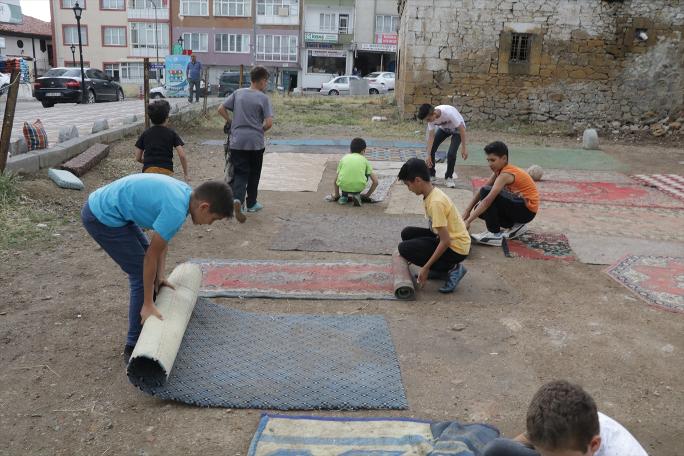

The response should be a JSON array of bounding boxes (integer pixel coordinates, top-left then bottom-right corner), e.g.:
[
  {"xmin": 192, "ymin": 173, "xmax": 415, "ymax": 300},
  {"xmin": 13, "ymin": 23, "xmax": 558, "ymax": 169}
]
[{"xmin": 304, "ymin": 32, "xmax": 337, "ymax": 43}]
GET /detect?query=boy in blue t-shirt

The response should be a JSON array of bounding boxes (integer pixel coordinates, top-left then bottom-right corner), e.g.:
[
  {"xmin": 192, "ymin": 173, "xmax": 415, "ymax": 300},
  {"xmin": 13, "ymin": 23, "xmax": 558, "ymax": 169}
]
[{"xmin": 81, "ymin": 174, "xmax": 234, "ymax": 363}]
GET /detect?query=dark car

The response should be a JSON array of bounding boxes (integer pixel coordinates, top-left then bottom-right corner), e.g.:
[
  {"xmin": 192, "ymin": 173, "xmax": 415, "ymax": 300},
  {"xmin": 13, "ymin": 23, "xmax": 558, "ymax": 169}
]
[
  {"xmin": 217, "ymin": 71, "xmax": 251, "ymax": 97},
  {"xmin": 33, "ymin": 67, "xmax": 124, "ymax": 108}
]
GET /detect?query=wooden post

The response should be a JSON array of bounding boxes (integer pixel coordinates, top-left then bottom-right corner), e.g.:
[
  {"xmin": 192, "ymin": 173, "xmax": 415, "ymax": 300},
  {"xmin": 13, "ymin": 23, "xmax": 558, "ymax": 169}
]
[
  {"xmin": 143, "ymin": 58, "xmax": 150, "ymax": 129},
  {"xmin": 202, "ymin": 67, "xmax": 208, "ymax": 115},
  {"xmin": 0, "ymin": 67, "xmax": 21, "ymax": 174},
  {"xmin": 239, "ymin": 64, "xmax": 244, "ymax": 87}
]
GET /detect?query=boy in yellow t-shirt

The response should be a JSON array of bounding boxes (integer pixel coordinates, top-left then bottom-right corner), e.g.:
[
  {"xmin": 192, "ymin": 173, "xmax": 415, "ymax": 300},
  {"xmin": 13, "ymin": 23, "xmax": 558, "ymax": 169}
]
[
  {"xmin": 326, "ymin": 138, "xmax": 378, "ymax": 206},
  {"xmin": 397, "ymin": 158, "xmax": 470, "ymax": 293}
]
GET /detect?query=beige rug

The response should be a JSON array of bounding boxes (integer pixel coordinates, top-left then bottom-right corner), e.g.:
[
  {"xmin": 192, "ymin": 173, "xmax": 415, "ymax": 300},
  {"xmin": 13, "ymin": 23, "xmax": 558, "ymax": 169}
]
[
  {"xmin": 259, "ymin": 153, "xmax": 335, "ymax": 192},
  {"xmin": 385, "ymin": 185, "xmax": 474, "ymax": 216}
]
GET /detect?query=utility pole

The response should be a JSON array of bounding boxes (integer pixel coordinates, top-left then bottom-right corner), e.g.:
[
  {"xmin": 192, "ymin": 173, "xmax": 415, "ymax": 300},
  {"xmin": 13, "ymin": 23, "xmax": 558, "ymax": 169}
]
[{"xmin": 144, "ymin": 58, "xmax": 150, "ymax": 128}]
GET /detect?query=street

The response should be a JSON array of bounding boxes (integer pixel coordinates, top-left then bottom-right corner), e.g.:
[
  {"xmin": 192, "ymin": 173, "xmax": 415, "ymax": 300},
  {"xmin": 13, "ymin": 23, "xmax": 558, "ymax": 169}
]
[{"xmin": 1, "ymin": 97, "xmax": 194, "ymax": 147}]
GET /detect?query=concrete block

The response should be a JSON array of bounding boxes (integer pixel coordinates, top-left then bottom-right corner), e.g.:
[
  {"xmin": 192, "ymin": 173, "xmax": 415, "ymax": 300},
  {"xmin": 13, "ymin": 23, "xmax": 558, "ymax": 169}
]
[
  {"xmin": 39, "ymin": 146, "xmax": 71, "ymax": 168},
  {"xmin": 123, "ymin": 115, "xmax": 137, "ymax": 125},
  {"xmin": 91, "ymin": 119, "xmax": 109, "ymax": 134},
  {"xmin": 60, "ymin": 143, "xmax": 110, "ymax": 176},
  {"xmin": 9, "ymin": 137, "xmax": 28, "ymax": 156},
  {"xmin": 5, "ymin": 152, "xmax": 40, "ymax": 174},
  {"xmin": 58, "ymin": 125, "xmax": 79, "ymax": 143},
  {"xmin": 582, "ymin": 128, "xmax": 600, "ymax": 149}
]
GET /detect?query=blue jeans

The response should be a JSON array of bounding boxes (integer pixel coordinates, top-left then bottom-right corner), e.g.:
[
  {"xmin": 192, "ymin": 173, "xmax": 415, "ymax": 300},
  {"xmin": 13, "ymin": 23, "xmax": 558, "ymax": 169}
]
[
  {"xmin": 81, "ymin": 202, "xmax": 149, "ymax": 347},
  {"xmin": 482, "ymin": 438, "xmax": 539, "ymax": 456}
]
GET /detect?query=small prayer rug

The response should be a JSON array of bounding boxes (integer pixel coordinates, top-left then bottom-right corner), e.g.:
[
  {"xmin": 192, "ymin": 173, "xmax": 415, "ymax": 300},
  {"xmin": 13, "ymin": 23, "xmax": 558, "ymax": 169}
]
[{"xmin": 507, "ymin": 232, "xmax": 576, "ymax": 261}]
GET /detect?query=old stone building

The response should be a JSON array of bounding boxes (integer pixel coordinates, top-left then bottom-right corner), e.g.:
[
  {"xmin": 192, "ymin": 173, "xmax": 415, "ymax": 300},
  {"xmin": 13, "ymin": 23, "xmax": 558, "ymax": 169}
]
[{"xmin": 395, "ymin": 0, "xmax": 684, "ymax": 129}]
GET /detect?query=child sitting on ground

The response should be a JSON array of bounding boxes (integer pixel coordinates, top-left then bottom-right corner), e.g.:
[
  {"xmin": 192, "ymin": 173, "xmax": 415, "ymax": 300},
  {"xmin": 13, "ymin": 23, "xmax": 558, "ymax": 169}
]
[
  {"xmin": 463, "ymin": 141, "xmax": 539, "ymax": 246},
  {"xmin": 482, "ymin": 380, "xmax": 648, "ymax": 456},
  {"xmin": 135, "ymin": 99, "xmax": 189, "ymax": 182},
  {"xmin": 397, "ymin": 158, "xmax": 470, "ymax": 293},
  {"xmin": 326, "ymin": 137, "xmax": 378, "ymax": 206}
]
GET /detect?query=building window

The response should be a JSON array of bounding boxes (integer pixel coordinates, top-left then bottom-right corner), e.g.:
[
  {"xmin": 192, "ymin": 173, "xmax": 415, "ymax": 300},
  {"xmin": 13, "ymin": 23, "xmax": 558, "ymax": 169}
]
[
  {"xmin": 509, "ymin": 33, "xmax": 531, "ymax": 62},
  {"xmin": 131, "ymin": 22, "xmax": 169, "ymax": 49},
  {"xmin": 215, "ymin": 33, "xmax": 250, "ymax": 53},
  {"xmin": 103, "ymin": 26, "xmax": 126, "ymax": 46},
  {"xmin": 120, "ymin": 62, "xmax": 144, "ymax": 80},
  {"xmin": 256, "ymin": 0, "xmax": 298, "ymax": 17},
  {"xmin": 338, "ymin": 14, "xmax": 349, "ymax": 34},
  {"xmin": 375, "ymin": 15, "xmax": 398, "ymax": 33},
  {"xmin": 307, "ymin": 50, "xmax": 345, "ymax": 74},
  {"xmin": 214, "ymin": 0, "xmax": 249, "ymax": 16},
  {"xmin": 129, "ymin": 0, "xmax": 159, "ymax": 7},
  {"xmin": 182, "ymin": 32, "xmax": 209, "ymax": 52},
  {"xmin": 104, "ymin": 63, "xmax": 120, "ymax": 80},
  {"xmin": 319, "ymin": 13, "xmax": 336, "ymax": 32},
  {"xmin": 256, "ymin": 34, "xmax": 297, "ymax": 62},
  {"xmin": 61, "ymin": 0, "xmax": 83, "ymax": 8},
  {"xmin": 63, "ymin": 25, "xmax": 88, "ymax": 45},
  {"xmin": 17, "ymin": 39, "xmax": 23, "ymax": 48},
  {"xmin": 101, "ymin": 0, "xmax": 124, "ymax": 9},
  {"xmin": 181, "ymin": 0, "xmax": 208, "ymax": 16}
]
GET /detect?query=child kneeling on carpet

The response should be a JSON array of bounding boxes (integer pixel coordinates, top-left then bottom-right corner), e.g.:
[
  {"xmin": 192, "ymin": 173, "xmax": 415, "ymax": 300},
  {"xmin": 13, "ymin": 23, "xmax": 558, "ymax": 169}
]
[
  {"xmin": 397, "ymin": 158, "xmax": 470, "ymax": 293},
  {"xmin": 81, "ymin": 174, "xmax": 234, "ymax": 364},
  {"xmin": 463, "ymin": 141, "xmax": 539, "ymax": 246},
  {"xmin": 326, "ymin": 137, "xmax": 378, "ymax": 206},
  {"xmin": 134, "ymin": 99, "xmax": 189, "ymax": 182},
  {"xmin": 482, "ymin": 380, "xmax": 648, "ymax": 456}
]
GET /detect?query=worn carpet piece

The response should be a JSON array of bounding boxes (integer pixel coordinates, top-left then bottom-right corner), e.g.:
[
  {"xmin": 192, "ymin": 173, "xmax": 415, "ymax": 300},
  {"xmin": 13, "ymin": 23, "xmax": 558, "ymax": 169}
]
[
  {"xmin": 567, "ymin": 234, "xmax": 684, "ymax": 265},
  {"xmin": 131, "ymin": 297, "xmax": 408, "ymax": 409},
  {"xmin": 631, "ymin": 174, "xmax": 684, "ymax": 202},
  {"xmin": 471, "ymin": 178, "xmax": 684, "ymax": 209},
  {"xmin": 531, "ymin": 202, "xmax": 684, "ymax": 243},
  {"xmin": 541, "ymin": 169, "xmax": 633, "ymax": 183},
  {"xmin": 365, "ymin": 174, "xmax": 396, "ymax": 202},
  {"xmin": 385, "ymin": 184, "xmax": 474, "ymax": 215},
  {"xmin": 605, "ymin": 256, "xmax": 684, "ymax": 313},
  {"xmin": 248, "ymin": 414, "xmax": 500, "ymax": 456},
  {"xmin": 365, "ymin": 147, "xmax": 425, "ymax": 161},
  {"xmin": 194, "ymin": 258, "xmax": 416, "ymax": 300},
  {"xmin": 258, "ymin": 153, "xmax": 332, "ymax": 192},
  {"xmin": 507, "ymin": 232, "xmax": 576, "ymax": 261},
  {"xmin": 270, "ymin": 213, "xmax": 425, "ymax": 255}
]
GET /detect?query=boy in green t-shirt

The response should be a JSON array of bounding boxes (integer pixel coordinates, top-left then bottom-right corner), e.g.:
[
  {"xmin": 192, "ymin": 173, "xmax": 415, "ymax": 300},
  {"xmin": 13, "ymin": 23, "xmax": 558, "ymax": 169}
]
[{"xmin": 326, "ymin": 138, "xmax": 378, "ymax": 206}]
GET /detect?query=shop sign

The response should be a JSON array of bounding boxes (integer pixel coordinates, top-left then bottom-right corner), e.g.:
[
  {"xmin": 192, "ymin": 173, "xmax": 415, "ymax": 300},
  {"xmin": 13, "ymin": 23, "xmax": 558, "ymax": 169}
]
[
  {"xmin": 375, "ymin": 33, "xmax": 398, "ymax": 45},
  {"xmin": 310, "ymin": 49, "xmax": 346, "ymax": 58},
  {"xmin": 358, "ymin": 43, "xmax": 397, "ymax": 53},
  {"xmin": 304, "ymin": 32, "xmax": 338, "ymax": 43}
]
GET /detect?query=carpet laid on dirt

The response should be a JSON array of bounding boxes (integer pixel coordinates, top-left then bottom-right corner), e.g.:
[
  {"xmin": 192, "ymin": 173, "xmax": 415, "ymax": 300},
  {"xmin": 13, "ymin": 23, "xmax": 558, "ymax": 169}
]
[
  {"xmin": 604, "ymin": 255, "xmax": 684, "ymax": 313},
  {"xmin": 506, "ymin": 232, "xmax": 576, "ymax": 261},
  {"xmin": 270, "ymin": 214, "xmax": 424, "ymax": 255},
  {"xmin": 567, "ymin": 234, "xmax": 684, "ymax": 265},
  {"xmin": 130, "ymin": 297, "xmax": 407, "ymax": 409},
  {"xmin": 194, "ymin": 257, "xmax": 416, "ymax": 300},
  {"xmin": 258, "ymin": 153, "xmax": 333, "ymax": 192},
  {"xmin": 471, "ymin": 178, "xmax": 684, "ymax": 209},
  {"xmin": 248, "ymin": 414, "xmax": 499, "ymax": 456},
  {"xmin": 363, "ymin": 174, "xmax": 396, "ymax": 202},
  {"xmin": 631, "ymin": 174, "xmax": 684, "ymax": 202}
]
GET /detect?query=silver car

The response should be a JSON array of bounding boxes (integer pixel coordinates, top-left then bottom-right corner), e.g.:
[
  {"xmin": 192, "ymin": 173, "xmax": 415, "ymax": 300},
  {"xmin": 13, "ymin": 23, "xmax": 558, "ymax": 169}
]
[
  {"xmin": 364, "ymin": 72, "xmax": 395, "ymax": 91},
  {"xmin": 320, "ymin": 75, "xmax": 389, "ymax": 96}
]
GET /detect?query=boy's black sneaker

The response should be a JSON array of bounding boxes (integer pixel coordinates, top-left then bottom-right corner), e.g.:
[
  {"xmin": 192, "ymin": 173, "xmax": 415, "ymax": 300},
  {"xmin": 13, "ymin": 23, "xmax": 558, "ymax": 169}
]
[
  {"xmin": 123, "ymin": 345, "xmax": 135, "ymax": 365},
  {"xmin": 351, "ymin": 194, "xmax": 363, "ymax": 207}
]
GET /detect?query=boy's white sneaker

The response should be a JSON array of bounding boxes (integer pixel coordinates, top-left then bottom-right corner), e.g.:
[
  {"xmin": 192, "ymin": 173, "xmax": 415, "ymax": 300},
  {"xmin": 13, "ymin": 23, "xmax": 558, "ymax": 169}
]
[
  {"xmin": 506, "ymin": 223, "xmax": 528, "ymax": 239},
  {"xmin": 472, "ymin": 231, "xmax": 504, "ymax": 246},
  {"xmin": 445, "ymin": 178, "xmax": 456, "ymax": 188}
]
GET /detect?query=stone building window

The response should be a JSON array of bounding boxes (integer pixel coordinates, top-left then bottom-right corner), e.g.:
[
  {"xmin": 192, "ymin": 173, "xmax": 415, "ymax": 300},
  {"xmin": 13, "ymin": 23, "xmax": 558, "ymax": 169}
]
[{"xmin": 509, "ymin": 33, "xmax": 530, "ymax": 62}]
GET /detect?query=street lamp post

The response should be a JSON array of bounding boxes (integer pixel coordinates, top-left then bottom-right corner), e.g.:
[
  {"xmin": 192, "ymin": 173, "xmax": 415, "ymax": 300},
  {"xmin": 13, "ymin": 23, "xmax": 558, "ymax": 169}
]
[
  {"xmin": 69, "ymin": 44, "xmax": 76, "ymax": 66},
  {"xmin": 72, "ymin": 1, "xmax": 86, "ymax": 104},
  {"xmin": 177, "ymin": 36, "xmax": 184, "ymax": 53},
  {"xmin": 150, "ymin": 0, "xmax": 160, "ymax": 83}
]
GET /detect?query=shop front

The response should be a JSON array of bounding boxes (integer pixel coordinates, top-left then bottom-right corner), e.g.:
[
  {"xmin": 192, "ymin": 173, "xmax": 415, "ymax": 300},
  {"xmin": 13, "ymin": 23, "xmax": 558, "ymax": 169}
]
[
  {"xmin": 353, "ymin": 33, "xmax": 397, "ymax": 76},
  {"xmin": 301, "ymin": 32, "xmax": 352, "ymax": 90}
]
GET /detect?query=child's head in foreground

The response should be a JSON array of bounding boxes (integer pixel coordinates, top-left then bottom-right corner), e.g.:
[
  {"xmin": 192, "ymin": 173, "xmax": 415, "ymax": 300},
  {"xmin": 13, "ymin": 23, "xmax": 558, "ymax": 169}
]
[
  {"xmin": 189, "ymin": 181, "xmax": 235, "ymax": 225},
  {"xmin": 398, "ymin": 158, "xmax": 431, "ymax": 194},
  {"xmin": 350, "ymin": 137, "xmax": 367, "ymax": 154},
  {"xmin": 527, "ymin": 380, "xmax": 601, "ymax": 456},
  {"xmin": 149, "ymin": 99, "xmax": 171, "ymax": 126}
]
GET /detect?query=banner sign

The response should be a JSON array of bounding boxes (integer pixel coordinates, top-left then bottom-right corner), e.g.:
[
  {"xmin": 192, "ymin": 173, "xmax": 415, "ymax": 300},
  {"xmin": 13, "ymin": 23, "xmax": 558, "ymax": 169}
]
[
  {"xmin": 304, "ymin": 32, "xmax": 338, "ymax": 43},
  {"xmin": 310, "ymin": 49, "xmax": 346, "ymax": 58},
  {"xmin": 359, "ymin": 43, "xmax": 397, "ymax": 53}
]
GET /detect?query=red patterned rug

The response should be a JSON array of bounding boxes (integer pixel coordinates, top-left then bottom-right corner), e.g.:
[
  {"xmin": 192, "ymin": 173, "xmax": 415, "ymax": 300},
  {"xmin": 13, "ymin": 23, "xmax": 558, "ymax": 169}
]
[
  {"xmin": 605, "ymin": 255, "xmax": 684, "ymax": 313},
  {"xmin": 631, "ymin": 174, "xmax": 684, "ymax": 202},
  {"xmin": 506, "ymin": 232, "xmax": 576, "ymax": 261},
  {"xmin": 471, "ymin": 178, "xmax": 684, "ymax": 209}
]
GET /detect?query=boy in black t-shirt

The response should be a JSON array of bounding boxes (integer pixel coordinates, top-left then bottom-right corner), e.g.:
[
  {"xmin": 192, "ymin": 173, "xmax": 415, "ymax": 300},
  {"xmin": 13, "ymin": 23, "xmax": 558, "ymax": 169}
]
[{"xmin": 135, "ymin": 100, "xmax": 189, "ymax": 182}]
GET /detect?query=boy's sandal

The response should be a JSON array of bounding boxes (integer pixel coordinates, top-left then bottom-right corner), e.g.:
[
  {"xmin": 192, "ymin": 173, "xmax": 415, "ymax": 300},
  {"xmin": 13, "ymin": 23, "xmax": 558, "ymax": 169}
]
[
  {"xmin": 325, "ymin": 194, "xmax": 340, "ymax": 202},
  {"xmin": 360, "ymin": 195, "xmax": 374, "ymax": 203}
]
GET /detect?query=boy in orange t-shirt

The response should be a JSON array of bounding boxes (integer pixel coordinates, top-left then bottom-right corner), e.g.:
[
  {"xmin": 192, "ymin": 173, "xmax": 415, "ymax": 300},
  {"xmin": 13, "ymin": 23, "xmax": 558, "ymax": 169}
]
[{"xmin": 463, "ymin": 141, "xmax": 539, "ymax": 246}]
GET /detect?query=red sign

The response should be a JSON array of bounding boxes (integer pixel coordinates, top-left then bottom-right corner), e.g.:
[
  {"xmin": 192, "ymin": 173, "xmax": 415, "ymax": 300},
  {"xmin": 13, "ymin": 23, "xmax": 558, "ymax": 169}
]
[{"xmin": 375, "ymin": 33, "xmax": 398, "ymax": 45}]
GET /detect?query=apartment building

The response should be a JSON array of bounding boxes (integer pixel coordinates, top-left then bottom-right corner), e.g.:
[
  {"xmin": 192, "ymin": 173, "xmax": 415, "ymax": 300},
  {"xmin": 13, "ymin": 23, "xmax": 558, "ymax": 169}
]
[
  {"xmin": 0, "ymin": 14, "xmax": 53, "ymax": 78},
  {"xmin": 171, "ymin": 0, "xmax": 301, "ymax": 90},
  {"xmin": 352, "ymin": 0, "xmax": 396, "ymax": 75},
  {"xmin": 50, "ymin": 0, "xmax": 170, "ymax": 94}
]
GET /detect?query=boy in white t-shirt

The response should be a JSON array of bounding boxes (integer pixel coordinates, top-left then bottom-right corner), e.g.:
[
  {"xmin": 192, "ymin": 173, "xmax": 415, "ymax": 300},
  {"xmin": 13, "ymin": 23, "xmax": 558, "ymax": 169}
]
[
  {"xmin": 482, "ymin": 380, "xmax": 648, "ymax": 456},
  {"xmin": 416, "ymin": 103, "xmax": 468, "ymax": 188}
]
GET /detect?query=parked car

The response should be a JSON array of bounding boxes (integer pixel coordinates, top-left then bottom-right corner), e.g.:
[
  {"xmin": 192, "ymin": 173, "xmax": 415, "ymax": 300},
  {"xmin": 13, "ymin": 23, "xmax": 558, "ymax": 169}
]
[
  {"xmin": 320, "ymin": 75, "xmax": 389, "ymax": 96},
  {"xmin": 33, "ymin": 67, "xmax": 124, "ymax": 108},
  {"xmin": 0, "ymin": 72, "xmax": 9, "ymax": 96},
  {"xmin": 217, "ymin": 71, "xmax": 282, "ymax": 97},
  {"xmin": 363, "ymin": 72, "xmax": 395, "ymax": 91},
  {"xmin": 150, "ymin": 80, "xmax": 210, "ymax": 99}
]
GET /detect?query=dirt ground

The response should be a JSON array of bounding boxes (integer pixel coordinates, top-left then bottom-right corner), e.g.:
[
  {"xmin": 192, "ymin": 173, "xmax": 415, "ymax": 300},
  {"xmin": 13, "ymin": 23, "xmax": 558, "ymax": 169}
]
[{"xmin": 0, "ymin": 127, "xmax": 682, "ymax": 456}]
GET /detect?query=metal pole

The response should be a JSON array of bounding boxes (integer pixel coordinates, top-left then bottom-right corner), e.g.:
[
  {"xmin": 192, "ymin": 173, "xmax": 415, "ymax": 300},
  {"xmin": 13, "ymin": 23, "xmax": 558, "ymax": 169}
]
[
  {"xmin": 239, "ymin": 64, "xmax": 243, "ymax": 87},
  {"xmin": 153, "ymin": 0, "xmax": 159, "ymax": 83},
  {"xmin": 70, "ymin": 48, "xmax": 75, "ymax": 66},
  {"xmin": 144, "ymin": 58, "xmax": 150, "ymax": 128},
  {"xmin": 31, "ymin": 38, "xmax": 38, "ymax": 80},
  {"xmin": 76, "ymin": 16, "xmax": 86, "ymax": 103},
  {"xmin": 202, "ymin": 67, "xmax": 208, "ymax": 115},
  {"xmin": 0, "ymin": 67, "xmax": 21, "ymax": 173}
]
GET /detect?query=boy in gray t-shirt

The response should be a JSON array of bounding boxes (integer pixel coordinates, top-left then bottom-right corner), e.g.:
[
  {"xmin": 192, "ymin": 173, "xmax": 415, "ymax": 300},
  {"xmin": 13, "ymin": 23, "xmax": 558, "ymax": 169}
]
[{"xmin": 218, "ymin": 66, "xmax": 274, "ymax": 222}]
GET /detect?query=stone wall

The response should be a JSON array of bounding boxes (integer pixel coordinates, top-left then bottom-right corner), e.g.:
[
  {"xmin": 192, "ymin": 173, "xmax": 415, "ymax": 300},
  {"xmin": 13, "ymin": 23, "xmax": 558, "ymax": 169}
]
[{"xmin": 396, "ymin": 0, "xmax": 684, "ymax": 129}]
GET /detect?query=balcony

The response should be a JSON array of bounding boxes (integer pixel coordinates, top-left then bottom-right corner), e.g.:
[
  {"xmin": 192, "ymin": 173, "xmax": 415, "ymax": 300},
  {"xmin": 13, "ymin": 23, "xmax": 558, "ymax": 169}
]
[
  {"xmin": 128, "ymin": 7, "xmax": 169, "ymax": 20},
  {"xmin": 129, "ymin": 46, "xmax": 169, "ymax": 57}
]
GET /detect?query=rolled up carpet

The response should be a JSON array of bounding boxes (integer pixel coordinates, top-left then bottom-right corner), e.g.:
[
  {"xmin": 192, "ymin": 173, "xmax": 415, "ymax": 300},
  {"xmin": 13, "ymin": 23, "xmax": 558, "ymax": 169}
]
[
  {"xmin": 392, "ymin": 251, "xmax": 415, "ymax": 300},
  {"xmin": 127, "ymin": 262, "xmax": 202, "ymax": 388}
]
